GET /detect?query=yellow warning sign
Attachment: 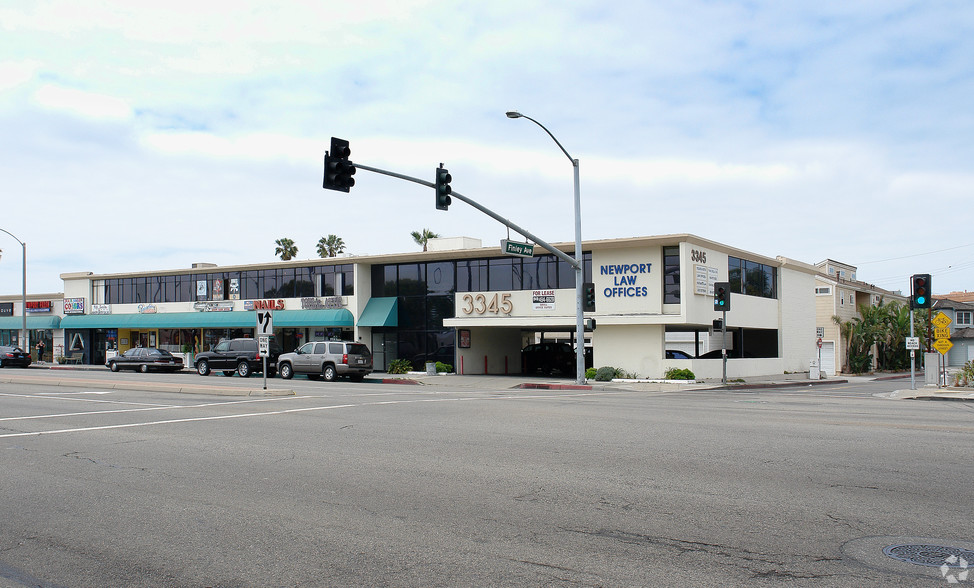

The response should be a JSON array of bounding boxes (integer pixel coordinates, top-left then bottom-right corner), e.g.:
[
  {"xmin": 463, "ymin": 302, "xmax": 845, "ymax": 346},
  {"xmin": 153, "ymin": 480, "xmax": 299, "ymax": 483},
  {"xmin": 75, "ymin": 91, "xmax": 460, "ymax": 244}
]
[
  {"xmin": 933, "ymin": 327, "xmax": 951, "ymax": 340},
  {"xmin": 933, "ymin": 338, "xmax": 953, "ymax": 355},
  {"xmin": 931, "ymin": 312, "xmax": 952, "ymax": 329}
]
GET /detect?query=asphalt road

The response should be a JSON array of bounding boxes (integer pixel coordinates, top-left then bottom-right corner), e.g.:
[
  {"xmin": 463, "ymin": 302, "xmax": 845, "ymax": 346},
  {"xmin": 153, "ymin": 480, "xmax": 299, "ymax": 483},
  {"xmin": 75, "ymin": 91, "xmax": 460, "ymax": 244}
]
[{"xmin": 1, "ymin": 372, "xmax": 971, "ymax": 587}]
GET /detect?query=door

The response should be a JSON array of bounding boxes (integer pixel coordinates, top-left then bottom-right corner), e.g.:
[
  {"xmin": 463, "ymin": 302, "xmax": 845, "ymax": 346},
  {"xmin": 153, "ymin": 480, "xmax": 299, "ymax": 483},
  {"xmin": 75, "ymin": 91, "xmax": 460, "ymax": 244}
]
[{"xmin": 820, "ymin": 341, "xmax": 836, "ymax": 376}]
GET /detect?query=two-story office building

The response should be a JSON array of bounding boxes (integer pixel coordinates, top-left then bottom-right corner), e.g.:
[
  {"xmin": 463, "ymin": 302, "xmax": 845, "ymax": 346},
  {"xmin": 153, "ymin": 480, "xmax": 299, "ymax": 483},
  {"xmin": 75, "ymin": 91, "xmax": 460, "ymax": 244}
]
[{"xmin": 44, "ymin": 233, "xmax": 818, "ymax": 379}]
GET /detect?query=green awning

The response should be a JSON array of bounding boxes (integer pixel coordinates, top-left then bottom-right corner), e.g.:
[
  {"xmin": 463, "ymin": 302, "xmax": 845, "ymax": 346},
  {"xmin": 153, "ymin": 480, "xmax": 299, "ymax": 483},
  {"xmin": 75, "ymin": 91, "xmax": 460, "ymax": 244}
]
[
  {"xmin": 59, "ymin": 309, "xmax": 354, "ymax": 330},
  {"xmin": 357, "ymin": 297, "xmax": 398, "ymax": 327},
  {"xmin": 0, "ymin": 315, "xmax": 61, "ymax": 330}
]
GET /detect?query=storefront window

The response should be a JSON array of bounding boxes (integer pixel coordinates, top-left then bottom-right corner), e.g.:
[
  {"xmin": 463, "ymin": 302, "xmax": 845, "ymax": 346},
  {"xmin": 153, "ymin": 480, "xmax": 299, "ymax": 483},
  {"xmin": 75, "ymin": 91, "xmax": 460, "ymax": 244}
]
[{"xmin": 663, "ymin": 246, "xmax": 680, "ymax": 304}]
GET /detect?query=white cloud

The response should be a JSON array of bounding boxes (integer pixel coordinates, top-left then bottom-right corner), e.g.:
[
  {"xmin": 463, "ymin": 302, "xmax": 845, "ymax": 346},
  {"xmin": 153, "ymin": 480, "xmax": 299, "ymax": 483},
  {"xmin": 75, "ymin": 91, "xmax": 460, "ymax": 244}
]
[{"xmin": 32, "ymin": 84, "xmax": 132, "ymax": 120}]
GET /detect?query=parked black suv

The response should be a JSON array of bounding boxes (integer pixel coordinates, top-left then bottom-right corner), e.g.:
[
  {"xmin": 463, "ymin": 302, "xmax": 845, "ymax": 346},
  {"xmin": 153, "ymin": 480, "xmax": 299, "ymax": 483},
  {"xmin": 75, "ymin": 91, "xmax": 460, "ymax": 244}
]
[{"xmin": 195, "ymin": 338, "xmax": 282, "ymax": 377}]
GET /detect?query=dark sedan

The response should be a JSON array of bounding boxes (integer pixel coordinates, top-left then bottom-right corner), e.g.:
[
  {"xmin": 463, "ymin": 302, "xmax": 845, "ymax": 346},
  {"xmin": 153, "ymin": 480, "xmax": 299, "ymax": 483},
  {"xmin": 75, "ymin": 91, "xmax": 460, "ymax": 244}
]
[
  {"xmin": 0, "ymin": 345, "xmax": 31, "ymax": 368},
  {"xmin": 107, "ymin": 347, "xmax": 184, "ymax": 373}
]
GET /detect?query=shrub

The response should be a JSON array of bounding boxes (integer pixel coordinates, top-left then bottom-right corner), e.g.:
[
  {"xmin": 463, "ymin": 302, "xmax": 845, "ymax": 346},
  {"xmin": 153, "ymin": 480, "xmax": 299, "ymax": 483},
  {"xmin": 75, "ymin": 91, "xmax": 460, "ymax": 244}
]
[
  {"xmin": 585, "ymin": 367, "xmax": 597, "ymax": 380},
  {"xmin": 435, "ymin": 361, "xmax": 453, "ymax": 374},
  {"xmin": 664, "ymin": 368, "xmax": 696, "ymax": 380},
  {"xmin": 595, "ymin": 366, "xmax": 619, "ymax": 381},
  {"xmin": 388, "ymin": 359, "xmax": 412, "ymax": 374}
]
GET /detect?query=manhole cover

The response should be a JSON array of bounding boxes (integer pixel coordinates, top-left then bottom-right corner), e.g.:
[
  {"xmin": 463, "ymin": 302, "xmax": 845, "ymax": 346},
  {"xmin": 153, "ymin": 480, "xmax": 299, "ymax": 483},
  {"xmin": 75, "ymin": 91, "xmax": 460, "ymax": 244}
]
[{"xmin": 883, "ymin": 544, "xmax": 974, "ymax": 567}]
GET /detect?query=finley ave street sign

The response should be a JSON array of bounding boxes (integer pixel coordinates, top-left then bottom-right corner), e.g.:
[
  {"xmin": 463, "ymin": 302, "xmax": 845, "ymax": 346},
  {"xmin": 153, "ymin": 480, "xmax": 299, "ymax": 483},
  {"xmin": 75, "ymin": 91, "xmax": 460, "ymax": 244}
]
[{"xmin": 501, "ymin": 239, "xmax": 534, "ymax": 258}]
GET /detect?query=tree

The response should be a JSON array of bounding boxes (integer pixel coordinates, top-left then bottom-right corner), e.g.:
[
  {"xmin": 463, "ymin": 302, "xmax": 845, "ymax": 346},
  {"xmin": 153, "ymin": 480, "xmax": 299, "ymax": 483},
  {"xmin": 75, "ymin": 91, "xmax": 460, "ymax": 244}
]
[
  {"xmin": 411, "ymin": 229, "xmax": 440, "ymax": 252},
  {"xmin": 274, "ymin": 238, "xmax": 298, "ymax": 261},
  {"xmin": 316, "ymin": 235, "xmax": 346, "ymax": 258}
]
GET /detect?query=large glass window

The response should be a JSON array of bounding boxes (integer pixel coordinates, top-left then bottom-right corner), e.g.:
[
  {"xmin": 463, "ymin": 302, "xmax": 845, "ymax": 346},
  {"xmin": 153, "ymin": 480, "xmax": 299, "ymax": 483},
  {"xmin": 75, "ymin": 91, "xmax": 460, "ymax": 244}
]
[
  {"xmin": 488, "ymin": 258, "xmax": 515, "ymax": 291},
  {"xmin": 456, "ymin": 259, "xmax": 487, "ymax": 292},
  {"xmin": 427, "ymin": 262, "xmax": 454, "ymax": 294},
  {"xmin": 663, "ymin": 246, "xmax": 680, "ymax": 304},
  {"xmin": 728, "ymin": 257, "xmax": 743, "ymax": 295},
  {"xmin": 730, "ymin": 257, "xmax": 777, "ymax": 300}
]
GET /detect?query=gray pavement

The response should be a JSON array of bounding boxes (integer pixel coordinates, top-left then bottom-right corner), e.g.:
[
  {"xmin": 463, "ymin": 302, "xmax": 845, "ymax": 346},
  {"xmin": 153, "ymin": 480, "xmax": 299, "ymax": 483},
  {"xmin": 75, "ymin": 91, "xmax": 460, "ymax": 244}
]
[{"xmin": 9, "ymin": 362, "xmax": 971, "ymax": 399}]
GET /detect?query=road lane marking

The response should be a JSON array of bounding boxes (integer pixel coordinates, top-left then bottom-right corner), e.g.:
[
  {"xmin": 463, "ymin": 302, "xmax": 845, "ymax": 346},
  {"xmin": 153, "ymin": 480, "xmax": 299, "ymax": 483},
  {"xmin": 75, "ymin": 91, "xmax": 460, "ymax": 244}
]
[
  {"xmin": 0, "ymin": 395, "xmax": 317, "ymax": 422},
  {"xmin": 0, "ymin": 391, "xmax": 622, "ymax": 438}
]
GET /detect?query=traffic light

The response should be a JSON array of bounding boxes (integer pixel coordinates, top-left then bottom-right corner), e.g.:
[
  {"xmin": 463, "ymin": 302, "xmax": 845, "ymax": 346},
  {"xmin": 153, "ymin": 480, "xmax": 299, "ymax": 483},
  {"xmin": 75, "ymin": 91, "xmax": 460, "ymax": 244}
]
[
  {"xmin": 323, "ymin": 137, "xmax": 355, "ymax": 192},
  {"xmin": 910, "ymin": 274, "xmax": 932, "ymax": 309},
  {"xmin": 435, "ymin": 166, "xmax": 452, "ymax": 210},
  {"xmin": 583, "ymin": 282, "xmax": 596, "ymax": 312},
  {"xmin": 713, "ymin": 282, "xmax": 730, "ymax": 312}
]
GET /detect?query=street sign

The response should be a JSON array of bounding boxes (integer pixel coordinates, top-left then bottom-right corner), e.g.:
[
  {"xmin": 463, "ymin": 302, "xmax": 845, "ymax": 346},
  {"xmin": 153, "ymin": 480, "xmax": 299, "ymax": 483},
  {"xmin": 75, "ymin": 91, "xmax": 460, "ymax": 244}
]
[
  {"xmin": 256, "ymin": 310, "xmax": 274, "ymax": 336},
  {"xmin": 501, "ymin": 239, "xmax": 534, "ymax": 258},
  {"xmin": 816, "ymin": 327, "xmax": 825, "ymax": 338},
  {"xmin": 933, "ymin": 338, "xmax": 953, "ymax": 355},
  {"xmin": 905, "ymin": 337, "xmax": 920, "ymax": 350},
  {"xmin": 817, "ymin": 338, "xmax": 823, "ymax": 349},
  {"xmin": 933, "ymin": 327, "xmax": 951, "ymax": 340},
  {"xmin": 932, "ymin": 311, "xmax": 952, "ymax": 329},
  {"xmin": 258, "ymin": 335, "xmax": 269, "ymax": 355}
]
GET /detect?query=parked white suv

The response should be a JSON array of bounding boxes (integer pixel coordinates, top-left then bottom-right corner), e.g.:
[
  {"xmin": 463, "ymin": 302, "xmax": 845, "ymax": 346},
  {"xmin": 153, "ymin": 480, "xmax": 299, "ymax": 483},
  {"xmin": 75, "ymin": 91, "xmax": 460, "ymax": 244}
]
[{"xmin": 277, "ymin": 341, "xmax": 373, "ymax": 382}]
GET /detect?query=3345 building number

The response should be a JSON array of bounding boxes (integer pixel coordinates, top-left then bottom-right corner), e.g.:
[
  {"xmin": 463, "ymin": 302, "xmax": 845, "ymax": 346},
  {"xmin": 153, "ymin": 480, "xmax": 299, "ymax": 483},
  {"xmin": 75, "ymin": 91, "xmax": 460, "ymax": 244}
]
[
  {"xmin": 460, "ymin": 293, "xmax": 513, "ymax": 315},
  {"xmin": 691, "ymin": 249, "xmax": 707, "ymax": 263}
]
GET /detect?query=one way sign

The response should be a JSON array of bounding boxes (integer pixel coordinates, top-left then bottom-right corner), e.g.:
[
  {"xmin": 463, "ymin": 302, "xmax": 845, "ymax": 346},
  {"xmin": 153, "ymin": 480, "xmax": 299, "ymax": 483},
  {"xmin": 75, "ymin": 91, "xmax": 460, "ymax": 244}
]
[{"xmin": 256, "ymin": 310, "xmax": 274, "ymax": 336}]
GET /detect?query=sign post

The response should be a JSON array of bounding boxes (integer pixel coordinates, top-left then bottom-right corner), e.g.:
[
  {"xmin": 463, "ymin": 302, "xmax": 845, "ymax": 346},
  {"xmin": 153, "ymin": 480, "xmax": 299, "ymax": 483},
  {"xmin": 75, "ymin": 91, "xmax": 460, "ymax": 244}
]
[{"xmin": 256, "ymin": 310, "xmax": 273, "ymax": 390}]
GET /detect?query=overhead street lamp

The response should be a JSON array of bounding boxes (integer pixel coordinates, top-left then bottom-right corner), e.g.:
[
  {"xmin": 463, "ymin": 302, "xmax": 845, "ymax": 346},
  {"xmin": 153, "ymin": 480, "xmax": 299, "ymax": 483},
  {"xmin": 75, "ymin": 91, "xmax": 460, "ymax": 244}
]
[
  {"xmin": 506, "ymin": 111, "xmax": 585, "ymax": 385},
  {"xmin": 0, "ymin": 228, "xmax": 27, "ymax": 351}
]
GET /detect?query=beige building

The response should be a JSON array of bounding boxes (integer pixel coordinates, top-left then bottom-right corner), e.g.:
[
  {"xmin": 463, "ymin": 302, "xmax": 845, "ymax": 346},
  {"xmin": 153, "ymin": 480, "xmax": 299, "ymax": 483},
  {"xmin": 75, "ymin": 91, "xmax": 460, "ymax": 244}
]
[{"xmin": 813, "ymin": 260, "xmax": 907, "ymax": 375}]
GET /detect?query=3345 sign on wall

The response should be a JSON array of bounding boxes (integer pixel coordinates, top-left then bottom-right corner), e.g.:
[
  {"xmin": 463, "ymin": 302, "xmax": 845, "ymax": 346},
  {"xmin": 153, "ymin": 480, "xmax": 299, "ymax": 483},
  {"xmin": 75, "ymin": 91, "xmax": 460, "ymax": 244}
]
[{"xmin": 460, "ymin": 293, "xmax": 513, "ymax": 315}]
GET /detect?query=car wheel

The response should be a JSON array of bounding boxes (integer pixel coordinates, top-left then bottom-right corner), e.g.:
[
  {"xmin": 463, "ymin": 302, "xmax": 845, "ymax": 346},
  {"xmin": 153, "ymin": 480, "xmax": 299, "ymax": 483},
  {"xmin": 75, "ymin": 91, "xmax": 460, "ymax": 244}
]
[
  {"xmin": 222, "ymin": 370, "xmax": 235, "ymax": 377},
  {"xmin": 322, "ymin": 364, "xmax": 337, "ymax": 382},
  {"xmin": 197, "ymin": 360, "xmax": 210, "ymax": 376},
  {"xmin": 109, "ymin": 362, "xmax": 119, "ymax": 372},
  {"xmin": 237, "ymin": 361, "xmax": 251, "ymax": 378},
  {"xmin": 140, "ymin": 364, "xmax": 149, "ymax": 374},
  {"xmin": 279, "ymin": 363, "xmax": 293, "ymax": 380}
]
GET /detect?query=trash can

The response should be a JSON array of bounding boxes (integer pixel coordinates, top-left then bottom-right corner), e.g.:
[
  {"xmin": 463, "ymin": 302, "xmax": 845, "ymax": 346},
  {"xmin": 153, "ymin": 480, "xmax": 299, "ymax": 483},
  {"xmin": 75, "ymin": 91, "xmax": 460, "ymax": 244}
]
[
  {"xmin": 426, "ymin": 362, "xmax": 437, "ymax": 375},
  {"xmin": 809, "ymin": 359, "xmax": 820, "ymax": 380}
]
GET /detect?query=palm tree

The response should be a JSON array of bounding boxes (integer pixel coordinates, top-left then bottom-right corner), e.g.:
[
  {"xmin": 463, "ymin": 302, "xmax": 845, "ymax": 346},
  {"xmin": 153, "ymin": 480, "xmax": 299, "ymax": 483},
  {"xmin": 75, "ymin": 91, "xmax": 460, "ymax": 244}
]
[
  {"xmin": 274, "ymin": 238, "xmax": 298, "ymax": 261},
  {"xmin": 316, "ymin": 235, "xmax": 346, "ymax": 258},
  {"xmin": 411, "ymin": 229, "xmax": 440, "ymax": 252}
]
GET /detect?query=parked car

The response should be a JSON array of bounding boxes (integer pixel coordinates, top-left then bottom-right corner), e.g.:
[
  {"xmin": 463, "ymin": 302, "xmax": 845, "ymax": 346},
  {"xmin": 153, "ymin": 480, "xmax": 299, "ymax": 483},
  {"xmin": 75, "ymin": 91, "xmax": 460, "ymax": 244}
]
[
  {"xmin": 521, "ymin": 342, "xmax": 576, "ymax": 375},
  {"xmin": 0, "ymin": 345, "xmax": 31, "ymax": 368},
  {"xmin": 107, "ymin": 347, "xmax": 184, "ymax": 373},
  {"xmin": 277, "ymin": 341, "xmax": 373, "ymax": 382},
  {"xmin": 666, "ymin": 349, "xmax": 693, "ymax": 359},
  {"xmin": 195, "ymin": 338, "xmax": 281, "ymax": 377}
]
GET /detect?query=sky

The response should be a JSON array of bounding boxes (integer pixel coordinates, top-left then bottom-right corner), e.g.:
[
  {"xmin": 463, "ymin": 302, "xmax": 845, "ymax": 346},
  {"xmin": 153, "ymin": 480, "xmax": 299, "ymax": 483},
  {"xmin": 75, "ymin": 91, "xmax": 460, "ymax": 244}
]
[{"xmin": 1, "ymin": 0, "xmax": 972, "ymax": 298}]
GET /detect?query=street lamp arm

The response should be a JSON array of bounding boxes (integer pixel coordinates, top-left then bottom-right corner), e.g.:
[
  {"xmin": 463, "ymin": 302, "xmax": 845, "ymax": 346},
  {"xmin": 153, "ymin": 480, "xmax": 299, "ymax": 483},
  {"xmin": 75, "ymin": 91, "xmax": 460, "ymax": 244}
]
[
  {"xmin": 0, "ymin": 227, "xmax": 24, "ymax": 246},
  {"xmin": 506, "ymin": 111, "xmax": 576, "ymax": 166}
]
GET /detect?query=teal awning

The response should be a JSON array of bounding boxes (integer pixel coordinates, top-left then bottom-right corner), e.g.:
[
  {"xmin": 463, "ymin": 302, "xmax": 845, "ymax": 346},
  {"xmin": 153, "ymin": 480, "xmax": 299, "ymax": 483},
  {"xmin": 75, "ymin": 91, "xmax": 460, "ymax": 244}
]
[
  {"xmin": 0, "ymin": 315, "xmax": 61, "ymax": 330},
  {"xmin": 357, "ymin": 297, "xmax": 398, "ymax": 327},
  {"xmin": 59, "ymin": 309, "xmax": 354, "ymax": 330}
]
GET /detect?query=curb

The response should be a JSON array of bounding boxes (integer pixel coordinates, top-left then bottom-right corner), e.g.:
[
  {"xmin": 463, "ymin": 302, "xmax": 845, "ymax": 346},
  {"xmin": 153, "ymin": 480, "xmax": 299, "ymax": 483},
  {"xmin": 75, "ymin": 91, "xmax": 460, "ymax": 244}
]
[{"xmin": 700, "ymin": 379, "xmax": 849, "ymax": 391}]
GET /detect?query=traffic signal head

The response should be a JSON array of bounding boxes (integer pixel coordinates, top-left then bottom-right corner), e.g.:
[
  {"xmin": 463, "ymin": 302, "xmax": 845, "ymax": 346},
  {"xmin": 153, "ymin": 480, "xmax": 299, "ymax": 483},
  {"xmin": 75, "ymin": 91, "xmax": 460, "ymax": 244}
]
[
  {"xmin": 911, "ymin": 274, "xmax": 931, "ymax": 309},
  {"xmin": 583, "ymin": 282, "xmax": 596, "ymax": 312},
  {"xmin": 323, "ymin": 137, "xmax": 355, "ymax": 192},
  {"xmin": 435, "ymin": 166, "xmax": 452, "ymax": 210},
  {"xmin": 713, "ymin": 282, "xmax": 730, "ymax": 312}
]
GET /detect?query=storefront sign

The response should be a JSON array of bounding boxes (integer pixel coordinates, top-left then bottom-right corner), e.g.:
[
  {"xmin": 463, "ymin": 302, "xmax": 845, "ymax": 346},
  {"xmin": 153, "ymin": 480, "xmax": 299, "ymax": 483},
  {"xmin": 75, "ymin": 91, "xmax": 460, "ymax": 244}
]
[
  {"xmin": 599, "ymin": 263, "xmax": 651, "ymax": 298},
  {"xmin": 459, "ymin": 329, "xmax": 471, "ymax": 348},
  {"xmin": 196, "ymin": 280, "xmax": 208, "ymax": 298},
  {"xmin": 91, "ymin": 304, "xmax": 112, "ymax": 315},
  {"xmin": 212, "ymin": 279, "xmax": 224, "ymax": 301},
  {"xmin": 64, "ymin": 298, "xmax": 86, "ymax": 314},
  {"xmin": 301, "ymin": 297, "xmax": 343, "ymax": 310},
  {"xmin": 694, "ymin": 264, "xmax": 720, "ymax": 296},
  {"xmin": 25, "ymin": 301, "xmax": 52, "ymax": 313},
  {"xmin": 193, "ymin": 301, "xmax": 234, "ymax": 312},
  {"xmin": 0, "ymin": 303, "xmax": 12, "ymax": 316},
  {"xmin": 532, "ymin": 290, "xmax": 555, "ymax": 311},
  {"xmin": 246, "ymin": 299, "xmax": 285, "ymax": 311},
  {"xmin": 229, "ymin": 278, "xmax": 240, "ymax": 300},
  {"xmin": 138, "ymin": 304, "xmax": 158, "ymax": 314}
]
